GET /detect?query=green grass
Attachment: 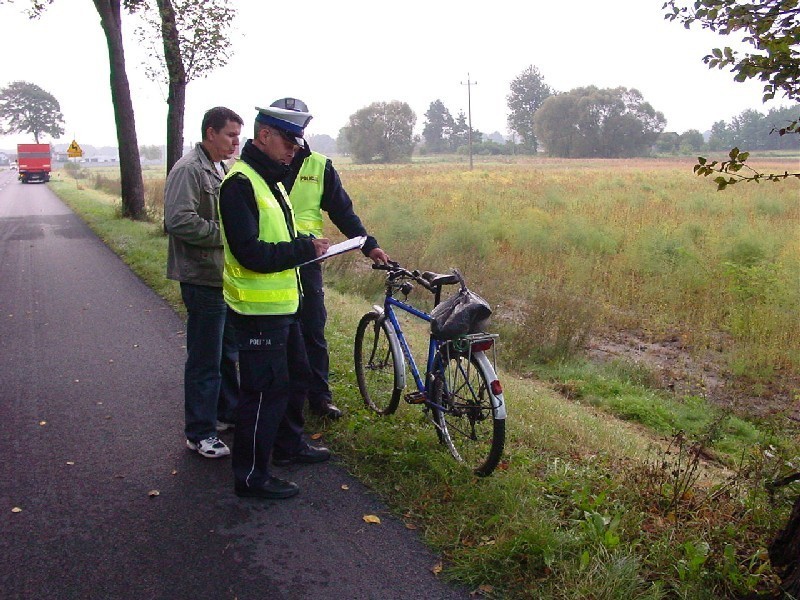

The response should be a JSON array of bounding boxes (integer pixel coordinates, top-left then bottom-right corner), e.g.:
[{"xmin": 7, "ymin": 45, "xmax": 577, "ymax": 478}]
[
  {"xmin": 48, "ymin": 168, "xmax": 800, "ymax": 599},
  {"xmin": 525, "ymin": 359, "xmax": 773, "ymax": 464}
]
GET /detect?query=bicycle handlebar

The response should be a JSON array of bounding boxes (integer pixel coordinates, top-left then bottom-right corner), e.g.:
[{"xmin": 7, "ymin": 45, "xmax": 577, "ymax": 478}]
[
  {"xmin": 371, "ymin": 261, "xmax": 465, "ymax": 294},
  {"xmin": 371, "ymin": 261, "xmax": 434, "ymax": 291}
]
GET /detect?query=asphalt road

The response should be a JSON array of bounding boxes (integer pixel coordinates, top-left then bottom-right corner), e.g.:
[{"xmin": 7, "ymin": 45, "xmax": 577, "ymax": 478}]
[{"xmin": 0, "ymin": 170, "xmax": 470, "ymax": 600}]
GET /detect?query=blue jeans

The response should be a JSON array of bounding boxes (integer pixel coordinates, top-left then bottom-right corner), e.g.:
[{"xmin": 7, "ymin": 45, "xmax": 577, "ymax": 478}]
[{"xmin": 180, "ymin": 283, "xmax": 239, "ymax": 443}]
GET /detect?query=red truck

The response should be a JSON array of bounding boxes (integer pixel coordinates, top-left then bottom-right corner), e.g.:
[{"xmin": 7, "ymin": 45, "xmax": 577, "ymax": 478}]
[{"xmin": 17, "ymin": 143, "xmax": 51, "ymax": 184}]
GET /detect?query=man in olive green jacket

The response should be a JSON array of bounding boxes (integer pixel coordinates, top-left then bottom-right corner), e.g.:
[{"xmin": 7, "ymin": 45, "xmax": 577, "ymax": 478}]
[{"xmin": 165, "ymin": 106, "xmax": 243, "ymax": 459}]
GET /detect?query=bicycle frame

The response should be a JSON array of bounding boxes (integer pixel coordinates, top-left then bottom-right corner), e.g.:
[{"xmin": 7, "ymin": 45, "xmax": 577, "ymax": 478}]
[
  {"xmin": 378, "ymin": 295, "xmax": 439, "ymax": 396},
  {"xmin": 373, "ymin": 293, "xmax": 506, "ymax": 421}
]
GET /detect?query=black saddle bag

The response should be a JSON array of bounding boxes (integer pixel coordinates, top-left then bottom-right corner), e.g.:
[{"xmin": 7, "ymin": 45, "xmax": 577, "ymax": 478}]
[{"xmin": 430, "ymin": 272, "xmax": 492, "ymax": 340}]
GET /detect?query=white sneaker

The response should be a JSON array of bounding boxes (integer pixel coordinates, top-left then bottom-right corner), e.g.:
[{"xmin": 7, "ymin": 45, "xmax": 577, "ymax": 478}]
[{"xmin": 186, "ymin": 436, "xmax": 230, "ymax": 458}]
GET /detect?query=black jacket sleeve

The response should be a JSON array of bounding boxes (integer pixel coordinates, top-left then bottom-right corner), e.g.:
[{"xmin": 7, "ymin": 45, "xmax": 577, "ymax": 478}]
[
  {"xmin": 218, "ymin": 175, "xmax": 317, "ymax": 273},
  {"xmin": 320, "ymin": 160, "xmax": 380, "ymax": 256}
]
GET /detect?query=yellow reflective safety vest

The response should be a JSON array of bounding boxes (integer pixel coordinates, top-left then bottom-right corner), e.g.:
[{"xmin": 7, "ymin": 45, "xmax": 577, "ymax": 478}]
[
  {"xmin": 219, "ymin": 160, "xmax": 300, "ymax": 315},
  {"xmin": 289, "ymin": 151, "xmax": 326, "ymax": 238}
]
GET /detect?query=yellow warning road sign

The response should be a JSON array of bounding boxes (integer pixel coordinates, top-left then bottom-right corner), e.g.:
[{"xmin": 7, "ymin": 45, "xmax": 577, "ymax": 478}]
[{"xmin": 67, "ymin": 140, "xmax": 83, "ymax": 158}]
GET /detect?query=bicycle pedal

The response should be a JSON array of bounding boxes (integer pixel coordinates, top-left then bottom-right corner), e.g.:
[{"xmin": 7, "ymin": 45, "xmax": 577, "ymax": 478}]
[{"xmin": 405, "ymin": 391, "xmax": 427, "ymax": 404}]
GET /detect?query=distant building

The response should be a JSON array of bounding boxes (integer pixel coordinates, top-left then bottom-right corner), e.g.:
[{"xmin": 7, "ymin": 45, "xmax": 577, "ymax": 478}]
[{"xmin": 83, "ymin": 154, "xmax": 118, "ymax": 163}]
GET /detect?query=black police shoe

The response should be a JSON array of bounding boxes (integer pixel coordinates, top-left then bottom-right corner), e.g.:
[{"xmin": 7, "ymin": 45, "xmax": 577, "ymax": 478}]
[
  {"xmin": 272, "ymin": 444, "xmax": 331, "ymax": 466},
  {"xmin": 311, "ymin": 403, "xmax": 343, "ymax": 420},
  {"xmin": 235, "ymin": 477, "xmax": 299, "ymax": 499}
]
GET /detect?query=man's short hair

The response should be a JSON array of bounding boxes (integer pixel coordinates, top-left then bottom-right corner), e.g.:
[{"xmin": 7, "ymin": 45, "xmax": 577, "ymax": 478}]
[
  {"xmin": 254, "ymin": 120, "xmax": 270, "ymax": 139},
  {"xmin": 202, "ymin": 107, "xmax": 243, "ymax": 139}
]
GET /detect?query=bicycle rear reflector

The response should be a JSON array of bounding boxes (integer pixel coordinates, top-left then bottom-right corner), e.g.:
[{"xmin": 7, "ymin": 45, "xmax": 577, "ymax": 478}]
[
  {"xmin": 471, "ymin": 339, "xmax": 494, "ymax": 352},
  {"xmin": 490, "ymin": 380, "xmax": 503, "ymax": 395}
]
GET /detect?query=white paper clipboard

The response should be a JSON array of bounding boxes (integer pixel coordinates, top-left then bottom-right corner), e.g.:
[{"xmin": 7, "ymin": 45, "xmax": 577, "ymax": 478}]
[{"xmin": 298, "ymin": 235, "xmax": 367, "ymax": 266}]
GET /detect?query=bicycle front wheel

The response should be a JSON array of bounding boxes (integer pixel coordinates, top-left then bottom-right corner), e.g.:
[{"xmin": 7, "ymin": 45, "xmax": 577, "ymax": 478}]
[
  {"xmin": 433, "ymin": 348, "xmax": 505, "ymax": 476},
  {"xmin": 354, "ymin": 312, "xmax": 401, "ymax": 415}
]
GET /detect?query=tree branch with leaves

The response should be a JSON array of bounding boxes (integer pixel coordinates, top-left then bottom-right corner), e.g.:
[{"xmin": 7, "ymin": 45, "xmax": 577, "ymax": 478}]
[
  {"xmin": 663, "ymin": 0, "xmax": 800, "ymax": 188},
  {"xmin": 134, "ymin": 0, "xmax": 236, "ymax": 173}
]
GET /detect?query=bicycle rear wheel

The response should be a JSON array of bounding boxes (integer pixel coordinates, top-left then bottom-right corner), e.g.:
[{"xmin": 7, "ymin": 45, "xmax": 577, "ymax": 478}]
[
  {"xmin": 432, "ymin": 347, "xmax": 505, "ymax": 476},
  {"xmin": 354, "ymin": 312, "xmax": 401, "ymax": 415}
]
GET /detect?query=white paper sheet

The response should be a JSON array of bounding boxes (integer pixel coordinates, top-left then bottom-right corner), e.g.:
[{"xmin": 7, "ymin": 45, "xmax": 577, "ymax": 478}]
[{"xmin": 298, "ymin": 235, "xmax": 367, "ymax": 266}]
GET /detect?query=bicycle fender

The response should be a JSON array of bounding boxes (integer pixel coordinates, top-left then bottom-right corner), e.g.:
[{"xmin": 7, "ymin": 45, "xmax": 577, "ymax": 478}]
[
  {"xmin": 473, "ymin": 352, "xmax": 507, "ymax": 420},
  {"xmin": 370, "ymin": 307, "xmax": 407, "ymax": 392}
]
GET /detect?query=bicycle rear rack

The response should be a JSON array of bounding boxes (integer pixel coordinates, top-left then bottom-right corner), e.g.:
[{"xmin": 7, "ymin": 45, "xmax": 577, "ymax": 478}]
[{"xmin": 447, "ymin": 333, "xmax": 500, "ymax": 370}]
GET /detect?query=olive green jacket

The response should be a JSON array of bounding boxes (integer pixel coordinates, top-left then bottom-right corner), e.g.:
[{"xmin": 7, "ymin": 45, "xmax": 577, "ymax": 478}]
[{"xmin": 164, "ymin": 143, "xmax": 227, "ymax": 287}]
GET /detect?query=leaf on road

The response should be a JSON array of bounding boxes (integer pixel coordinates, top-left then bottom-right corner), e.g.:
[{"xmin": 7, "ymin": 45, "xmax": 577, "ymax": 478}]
[
  {"xmin": 39, "ymin": 421, "xmax": 47, "ymax": 426},
  {"xmin": 362, "ymin": 514, "xmax": 381, "ymax": 524},
  {"xmin": 12, "ymin": 507, "xmax": 22, "ymax": 513},
  {"xmin": 171, "ymin": 469, "xmax": 178, "ymax": 476},
  {"xmin": 405, "ymin": 522, "xmax": 417, "ymax": 530},
  {"xmin": 431, "ymin": 561, "xmax": 443, "ymax": 575},
  {"xmin": 148, "ymin": 490, "xmax": 160, "ymax": 498},
  {"xmin": 341, "ymin": 484, "xmax": 349, "ymax": 490},
  {"xmin": 66, "ymin": 461, "xmax": 75, "ymax": 465}
]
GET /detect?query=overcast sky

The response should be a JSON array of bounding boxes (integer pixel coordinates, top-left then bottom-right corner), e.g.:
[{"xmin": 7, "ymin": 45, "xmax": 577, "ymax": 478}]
[{"xmin": 0, "ymin": 0, "xmax": 789, "ymax": 149}]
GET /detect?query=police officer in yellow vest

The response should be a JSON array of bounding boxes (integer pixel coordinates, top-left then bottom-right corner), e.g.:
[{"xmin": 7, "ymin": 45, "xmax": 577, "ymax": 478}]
[
  {"xmin": 218, "ymin": 103, "xmax": 332, "ymax": 500},
  {"xmin": 271, "ymin": 98, "xmax": 391, "ymax": 420}
]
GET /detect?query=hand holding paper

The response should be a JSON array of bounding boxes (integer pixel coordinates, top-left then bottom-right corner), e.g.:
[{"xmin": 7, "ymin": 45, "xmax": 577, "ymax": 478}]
[
  {"xmin": 311, "ymin": 238, "xmax": 330, "ymax": 257},
  {"xmin": 299, "ymin": 236, "xmax": 367, "ymax": 266}
]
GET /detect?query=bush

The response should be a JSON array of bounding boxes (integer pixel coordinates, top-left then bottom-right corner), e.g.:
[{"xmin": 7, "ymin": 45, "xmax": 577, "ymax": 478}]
[
  {"xmin": 456, "ymin": 141, "xmax": 514, "ymax": 156},
  {"xmin": 92, "ymin": 173, "xmax": 121, "ymax": 197},
  {"xmin": 505, "ymin": 282, "xmax": 598, "ymax": 363},
  {"xmin": 62, "ymin": 162, "xmax": 87, "ymax": 179}
]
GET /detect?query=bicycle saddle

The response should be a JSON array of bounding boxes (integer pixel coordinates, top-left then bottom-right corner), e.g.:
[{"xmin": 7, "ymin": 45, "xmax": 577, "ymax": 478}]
[{"xmin": 421, "ymin": 271, "xmax": 460, "ymax": 287}]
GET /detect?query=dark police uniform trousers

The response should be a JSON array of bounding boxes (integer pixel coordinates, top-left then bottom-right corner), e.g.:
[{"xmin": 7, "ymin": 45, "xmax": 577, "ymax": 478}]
[
  {"xmin": 298, "ymin": 261, "xmax": 331, "ymax": 411},
  {"xmin": 229, "ymin": 311, "xmax": 309, "ymax": 489}
]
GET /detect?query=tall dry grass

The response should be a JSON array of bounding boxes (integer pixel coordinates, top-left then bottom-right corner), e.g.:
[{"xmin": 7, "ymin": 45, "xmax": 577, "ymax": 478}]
[{"xmin": 326, "ymin": 157, "xmax": 800, "ymax": 378}]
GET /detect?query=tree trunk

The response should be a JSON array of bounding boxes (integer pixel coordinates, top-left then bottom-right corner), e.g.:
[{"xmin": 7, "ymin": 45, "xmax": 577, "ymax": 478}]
[
  {"xmin": 93, "ymin": 0, "xmax": 146, "ymax": 221},
  {"xmin": 156, "ymin": 0, "xmax": 186, "ymax": 176},
  {"xmin": 769, "ymin": 493, "xmax": 800, "ymax": 598}
]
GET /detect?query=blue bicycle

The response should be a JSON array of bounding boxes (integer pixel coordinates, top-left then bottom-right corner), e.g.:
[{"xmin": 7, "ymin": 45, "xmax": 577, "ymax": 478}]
[{"xmin": 354, "ymin": 263, "xmax": 506, "ymax": 476}]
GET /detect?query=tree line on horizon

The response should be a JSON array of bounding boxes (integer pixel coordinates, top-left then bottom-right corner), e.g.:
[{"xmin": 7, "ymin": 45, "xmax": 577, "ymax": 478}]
[{"xmin": 328, "ymin": 63, "xmax": 798, "ymax": 163}]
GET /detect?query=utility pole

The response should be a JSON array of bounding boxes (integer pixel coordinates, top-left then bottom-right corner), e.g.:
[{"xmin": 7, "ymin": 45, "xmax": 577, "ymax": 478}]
[{"xmin": 460, "ymin": 73, "xmax": 477, "ymax": 169}]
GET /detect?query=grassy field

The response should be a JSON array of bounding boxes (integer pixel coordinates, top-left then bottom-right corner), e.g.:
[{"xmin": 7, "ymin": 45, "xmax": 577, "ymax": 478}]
[
  {"xmin": 48, "ymin": 155, "xmax": 800, "ymax": 598},
  {"xmin": 329, "ymin": 157, "xmax": 800, "ymax": 378}
]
